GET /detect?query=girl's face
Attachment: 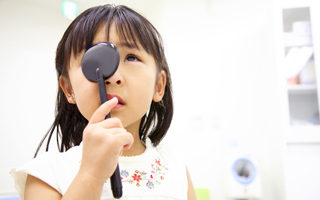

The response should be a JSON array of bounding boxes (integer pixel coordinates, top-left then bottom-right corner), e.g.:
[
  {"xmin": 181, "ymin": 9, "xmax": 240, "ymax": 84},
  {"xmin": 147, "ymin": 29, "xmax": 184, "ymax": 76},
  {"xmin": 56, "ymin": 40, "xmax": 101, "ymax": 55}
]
[{"xmin": 60, "ymin": 24, "xmax": 165, "ymax": 133}]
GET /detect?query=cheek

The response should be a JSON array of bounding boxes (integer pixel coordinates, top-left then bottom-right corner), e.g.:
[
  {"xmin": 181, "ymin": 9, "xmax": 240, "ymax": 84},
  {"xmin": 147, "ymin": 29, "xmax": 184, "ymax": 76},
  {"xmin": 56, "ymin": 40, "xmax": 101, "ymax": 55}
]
[
  {"xmin": 76, "ymin": 89, "xmax": 101, "ymax": 120},
  {"xmin": 129, "ymin": 75, "xmax": 156, "ymax": 109},
  {"xmin": 131, "ymin": 70, "xmax": 156, "ymax": 95},
  {"xmin": 70, "ymin": 70, "xmax": 101, "ymax": 120}
]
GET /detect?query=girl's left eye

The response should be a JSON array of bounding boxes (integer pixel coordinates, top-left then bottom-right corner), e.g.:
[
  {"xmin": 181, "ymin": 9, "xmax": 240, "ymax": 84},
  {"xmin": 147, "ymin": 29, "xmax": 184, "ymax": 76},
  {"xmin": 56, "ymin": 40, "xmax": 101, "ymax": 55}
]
[{"xmin": 125, "ymin": 55, "xmax": 140, "ymax": 62}]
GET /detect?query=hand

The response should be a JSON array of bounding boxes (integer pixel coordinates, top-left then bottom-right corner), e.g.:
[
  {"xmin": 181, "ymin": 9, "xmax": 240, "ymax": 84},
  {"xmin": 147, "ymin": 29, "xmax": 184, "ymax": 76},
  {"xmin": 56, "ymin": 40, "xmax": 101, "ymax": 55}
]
[{"xmin": 79, "ymin": 97, "xmax": 134, "ymax": 184}]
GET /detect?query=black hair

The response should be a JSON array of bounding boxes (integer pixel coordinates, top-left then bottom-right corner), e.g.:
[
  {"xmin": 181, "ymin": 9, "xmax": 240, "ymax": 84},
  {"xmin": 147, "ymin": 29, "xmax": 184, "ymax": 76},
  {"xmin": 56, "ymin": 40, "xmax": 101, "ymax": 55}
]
[{"xmin": 34, "ymin": 4, "xmax": 173, "ymax": 157}]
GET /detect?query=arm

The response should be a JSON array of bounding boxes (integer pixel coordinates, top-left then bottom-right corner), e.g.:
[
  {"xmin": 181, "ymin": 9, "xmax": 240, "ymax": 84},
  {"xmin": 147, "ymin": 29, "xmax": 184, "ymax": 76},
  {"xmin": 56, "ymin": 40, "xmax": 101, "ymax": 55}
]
[
  {"xmin": 25, "ymin": 175, "xmax": 62, "ymax": 200},
  {"xmin": 25, "ymin": 171, "xmax": 105, "ymax": 200},
  {"xmin": 25, "ymin": 98, "xmax": 133, "ymax": 200},
  {"xmin": 187, "ymin": 167, "xmax": 197, "ymax": 200},
  {"xmin": 62, "ymin": 171, "xmax": 105, "ymax": 200}
]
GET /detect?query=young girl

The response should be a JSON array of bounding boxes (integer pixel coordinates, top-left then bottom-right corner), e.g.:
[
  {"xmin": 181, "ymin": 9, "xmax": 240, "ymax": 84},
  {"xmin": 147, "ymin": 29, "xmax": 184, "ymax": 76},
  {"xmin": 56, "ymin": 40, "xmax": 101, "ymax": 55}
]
[{"xmin": 10, "ymin": 4, "xmax": 196, "ymax": 200}]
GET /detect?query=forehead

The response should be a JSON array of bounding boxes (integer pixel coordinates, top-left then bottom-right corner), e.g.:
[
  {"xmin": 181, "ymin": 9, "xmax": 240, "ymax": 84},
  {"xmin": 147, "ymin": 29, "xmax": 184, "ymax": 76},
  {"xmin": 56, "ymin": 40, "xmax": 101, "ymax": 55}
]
[
  {"xmin": 92, "ymin": 23, "xmax": 143, "ymax": 51},
  {"xmin": 92, "ymin": 25, "xmax": 109, "ymax": 45},
  {"xmin": 70, "ymin": 24, "xmax": 140, "ymax": 64}
]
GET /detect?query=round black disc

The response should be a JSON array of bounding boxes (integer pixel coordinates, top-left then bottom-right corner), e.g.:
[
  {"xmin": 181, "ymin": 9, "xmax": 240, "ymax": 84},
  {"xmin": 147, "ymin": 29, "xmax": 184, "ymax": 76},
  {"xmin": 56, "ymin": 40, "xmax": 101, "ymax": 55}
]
[{"xmin": 81, "ymin": 42, "xmax": 120, "ymax": 82}]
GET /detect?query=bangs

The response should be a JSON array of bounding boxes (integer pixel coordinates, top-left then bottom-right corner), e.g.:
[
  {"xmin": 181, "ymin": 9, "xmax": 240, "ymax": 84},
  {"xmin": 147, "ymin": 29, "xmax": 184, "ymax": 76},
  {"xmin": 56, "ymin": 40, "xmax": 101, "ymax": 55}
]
[
  {"xmin": 64, "ymin": 5, "xmax": 161, "ymax": 63},
  {"xmin": 112, "ymin": 6, "xmax": 160, "ymax": 57}
]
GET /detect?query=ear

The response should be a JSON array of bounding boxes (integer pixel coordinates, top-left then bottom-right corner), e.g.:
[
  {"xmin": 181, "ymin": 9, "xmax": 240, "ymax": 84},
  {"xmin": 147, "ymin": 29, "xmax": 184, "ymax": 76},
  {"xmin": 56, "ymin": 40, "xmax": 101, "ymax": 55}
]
[
  {"xmin": 153, "ymin": 70, "xmax": 166, "ymax": 102},
  {"xmin": 59, "ymin": 76, "xmax": 76, "ymax": 104}
]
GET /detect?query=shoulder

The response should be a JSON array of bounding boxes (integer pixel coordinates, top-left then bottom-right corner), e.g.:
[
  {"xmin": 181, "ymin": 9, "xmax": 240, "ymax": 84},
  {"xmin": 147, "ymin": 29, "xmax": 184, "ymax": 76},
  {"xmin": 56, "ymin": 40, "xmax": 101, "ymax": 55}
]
[
  {"xmin": 155, "ymin": 142, "xmax": 187, "ymax": 171},
  {"xmin": 10, "ymin": 145, "xmax": 83, "ymax": 199},
  {"xmin": 156, "ymin": 142, "xmax": 185, "ymax": 159},
  {"xmin": 155, "ymin": 142, "xmax": 189, "ymax": 198}
]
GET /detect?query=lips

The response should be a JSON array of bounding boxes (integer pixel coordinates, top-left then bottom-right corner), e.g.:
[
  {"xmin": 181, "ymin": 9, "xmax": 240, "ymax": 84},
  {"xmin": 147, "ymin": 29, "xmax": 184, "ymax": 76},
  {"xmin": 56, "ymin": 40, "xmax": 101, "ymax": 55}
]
[{"xmin": 107, "ymin": 94, "xmax": 125, "ymax": 106}]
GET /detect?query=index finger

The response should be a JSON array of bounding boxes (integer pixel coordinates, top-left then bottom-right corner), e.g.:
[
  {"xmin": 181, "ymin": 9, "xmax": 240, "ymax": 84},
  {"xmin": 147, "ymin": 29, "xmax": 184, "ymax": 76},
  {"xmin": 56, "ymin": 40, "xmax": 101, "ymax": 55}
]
[{"xmin": 89, "ymin": 97, "xmax": 118, "ymax": 124}]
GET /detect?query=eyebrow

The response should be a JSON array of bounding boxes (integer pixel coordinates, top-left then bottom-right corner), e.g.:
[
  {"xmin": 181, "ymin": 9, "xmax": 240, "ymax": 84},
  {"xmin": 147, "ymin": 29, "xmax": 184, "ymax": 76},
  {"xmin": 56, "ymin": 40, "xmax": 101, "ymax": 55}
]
[
  {"xmin": 118, "ymin": 42, "xmax": 141, "ymax": 50},
  {"xmin": 91, "ymin": 41, "xmax": 141, "ymax": 51}
]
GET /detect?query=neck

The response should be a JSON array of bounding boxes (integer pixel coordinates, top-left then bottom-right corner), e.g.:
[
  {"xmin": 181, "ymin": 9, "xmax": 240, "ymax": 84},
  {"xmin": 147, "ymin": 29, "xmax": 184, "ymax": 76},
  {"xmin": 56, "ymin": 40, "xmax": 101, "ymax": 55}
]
[{"xmin": 122, "ymin": 120, "xmax": 146, "ymax": 157}]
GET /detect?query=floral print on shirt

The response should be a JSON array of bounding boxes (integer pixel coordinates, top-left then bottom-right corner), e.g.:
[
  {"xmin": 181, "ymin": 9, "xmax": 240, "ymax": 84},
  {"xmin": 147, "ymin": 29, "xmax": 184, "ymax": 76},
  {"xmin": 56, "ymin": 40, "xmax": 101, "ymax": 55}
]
[{"xmin": 121, "ymin": 157, "xmax": 168, "ymax": 189}]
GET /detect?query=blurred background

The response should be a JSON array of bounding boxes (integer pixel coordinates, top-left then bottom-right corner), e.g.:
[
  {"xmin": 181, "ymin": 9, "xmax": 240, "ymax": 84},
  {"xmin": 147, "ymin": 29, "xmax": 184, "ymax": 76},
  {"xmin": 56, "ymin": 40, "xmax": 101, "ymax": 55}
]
[{"xmin": 1, "ymin": 0, "xmax": 320, "ymax": 199}]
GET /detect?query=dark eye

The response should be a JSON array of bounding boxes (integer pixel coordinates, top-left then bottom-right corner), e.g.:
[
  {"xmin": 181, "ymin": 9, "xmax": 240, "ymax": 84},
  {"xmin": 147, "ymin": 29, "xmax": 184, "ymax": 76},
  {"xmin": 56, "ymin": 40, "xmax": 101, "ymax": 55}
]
[{"xmin": 125, "ymin": 54, "xmax": 140, "ymax": 62}]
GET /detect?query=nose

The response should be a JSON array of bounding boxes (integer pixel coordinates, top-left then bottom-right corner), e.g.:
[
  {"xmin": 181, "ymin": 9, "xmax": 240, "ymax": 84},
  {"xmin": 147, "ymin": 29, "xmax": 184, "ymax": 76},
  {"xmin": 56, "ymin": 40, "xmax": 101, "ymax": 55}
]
[{"xmin": 105, "ymin": 69, "xmax": 123, "ymax": 85}]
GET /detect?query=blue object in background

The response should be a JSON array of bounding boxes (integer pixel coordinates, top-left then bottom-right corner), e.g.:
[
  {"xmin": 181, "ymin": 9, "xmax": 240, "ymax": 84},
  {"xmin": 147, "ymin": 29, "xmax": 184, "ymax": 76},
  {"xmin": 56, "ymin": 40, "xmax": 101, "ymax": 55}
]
[
  {"xmin": 231, "ymin": 157, "xmax": 257, "ymax": 185},
  {"xmin": 0, "ymin": 197, "xmax": 19, "ymax": 200}
]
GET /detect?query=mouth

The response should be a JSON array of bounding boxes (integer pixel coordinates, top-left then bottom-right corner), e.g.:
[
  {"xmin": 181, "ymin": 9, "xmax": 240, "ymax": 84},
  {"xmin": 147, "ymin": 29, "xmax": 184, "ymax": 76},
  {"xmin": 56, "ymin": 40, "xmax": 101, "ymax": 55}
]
[{"xmin": 107, "ymin": 94, "xmax": 125, "ymax": 106}]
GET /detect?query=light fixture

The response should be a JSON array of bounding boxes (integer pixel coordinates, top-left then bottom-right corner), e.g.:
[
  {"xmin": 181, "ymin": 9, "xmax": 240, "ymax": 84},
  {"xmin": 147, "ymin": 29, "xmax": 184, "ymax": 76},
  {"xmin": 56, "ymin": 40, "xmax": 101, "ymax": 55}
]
[{"xmin": 62, "ymin": 1, "xmax": 78, "ymax": 20}]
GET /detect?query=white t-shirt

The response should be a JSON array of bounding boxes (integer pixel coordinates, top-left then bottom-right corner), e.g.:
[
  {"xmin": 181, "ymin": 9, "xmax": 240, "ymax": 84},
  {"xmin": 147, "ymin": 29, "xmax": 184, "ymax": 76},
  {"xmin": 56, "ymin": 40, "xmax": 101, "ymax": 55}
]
[{"xmin": 10, "ymin": 138, "xmax": 188, "ymax": 200}]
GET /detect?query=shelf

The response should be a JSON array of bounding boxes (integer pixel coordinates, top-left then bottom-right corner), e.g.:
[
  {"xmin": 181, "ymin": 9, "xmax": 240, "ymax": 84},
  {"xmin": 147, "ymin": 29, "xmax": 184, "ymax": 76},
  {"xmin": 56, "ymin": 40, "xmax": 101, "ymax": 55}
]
[
  {"xmin": 284, "ymin": 42, "xmax": 312, "ymax": 48},
  {"xmin": 287, "ymin": 84, "xmax": 317, "ymax": 94},
  {"xmin": 280, "ymin": 0, "xmax": 313, "ymax": 9},
  {"xmin": 283, "ymin": 32, "xmax": 313, "ymax": 47},
  {"xmin": 286, "ymin": 126, "xmax": 320, "ymax": 143}
]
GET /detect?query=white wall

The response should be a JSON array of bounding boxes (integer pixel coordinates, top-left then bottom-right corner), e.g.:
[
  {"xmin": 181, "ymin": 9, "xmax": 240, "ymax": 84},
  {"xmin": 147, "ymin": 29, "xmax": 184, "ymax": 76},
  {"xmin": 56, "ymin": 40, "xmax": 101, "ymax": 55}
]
[
  {"xmin": 285, "ymin": 144, "xmax": 320, "ymax": 200},
  {"xmin": 0, "ymin": 0, "xmax": 288, "ymax": 199},
  {"xmin": 160, "ymin": 0, "xmax": 286, "ymax": 199},
  {"xmin": 0, "ymin": 0, "xmax": 71, "ymax": 194}
]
